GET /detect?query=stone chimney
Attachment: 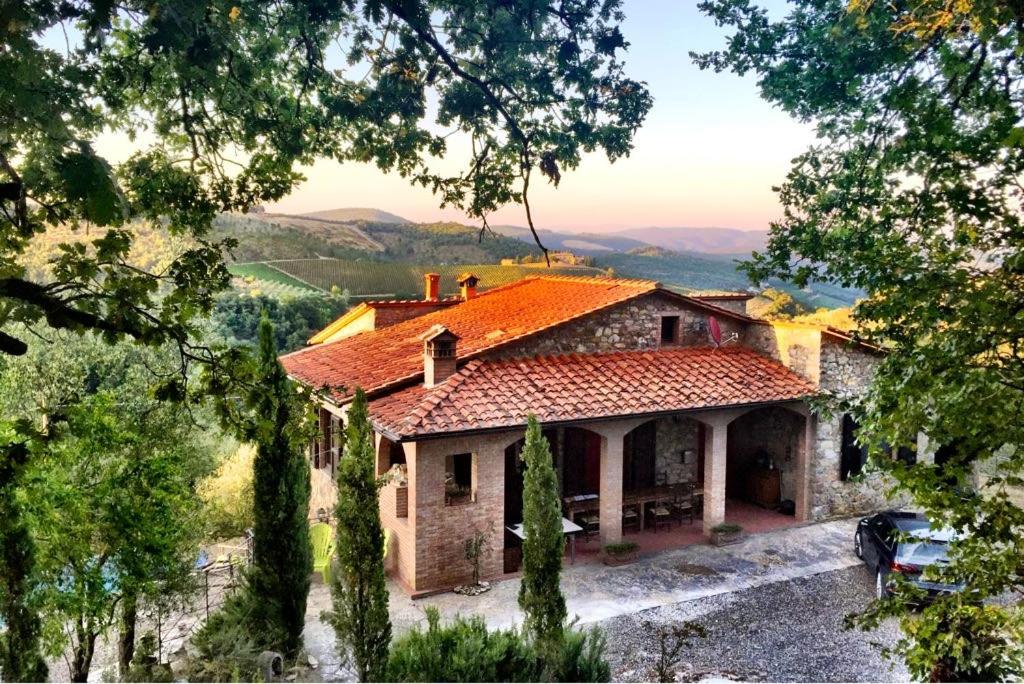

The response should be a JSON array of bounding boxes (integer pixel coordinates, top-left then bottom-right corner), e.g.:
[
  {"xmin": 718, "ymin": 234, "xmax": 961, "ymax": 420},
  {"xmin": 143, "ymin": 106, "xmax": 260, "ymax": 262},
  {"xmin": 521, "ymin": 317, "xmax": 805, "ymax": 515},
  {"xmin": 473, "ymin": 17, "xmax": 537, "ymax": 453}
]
[
  {"xmin": 423, "ymin": 272, "xmax": 441, "ymax": 302},
  {"xmin": 420, "ymin": 324, "xmax": 460, "ymax": 387},
  {"xmin": 456, "ymin": 272, "xmax": 480, "ymax": 301}
]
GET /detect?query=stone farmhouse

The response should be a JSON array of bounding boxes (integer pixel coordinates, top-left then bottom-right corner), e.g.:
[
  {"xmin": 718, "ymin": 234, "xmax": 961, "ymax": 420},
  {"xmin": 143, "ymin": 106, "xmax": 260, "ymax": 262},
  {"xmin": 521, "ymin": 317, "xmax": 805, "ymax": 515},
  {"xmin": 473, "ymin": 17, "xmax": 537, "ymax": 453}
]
[{"xmin": 281, "ymin": 273, "xmax": 904, "ymax": 595}]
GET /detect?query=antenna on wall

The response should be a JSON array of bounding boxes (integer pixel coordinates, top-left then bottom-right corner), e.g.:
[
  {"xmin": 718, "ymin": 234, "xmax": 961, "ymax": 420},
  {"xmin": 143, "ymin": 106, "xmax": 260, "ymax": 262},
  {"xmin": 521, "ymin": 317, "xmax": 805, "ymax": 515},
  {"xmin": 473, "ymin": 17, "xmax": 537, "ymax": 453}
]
[{"xmin": 709, "ymin": 316, "xmax": 738, "ymax": 348}]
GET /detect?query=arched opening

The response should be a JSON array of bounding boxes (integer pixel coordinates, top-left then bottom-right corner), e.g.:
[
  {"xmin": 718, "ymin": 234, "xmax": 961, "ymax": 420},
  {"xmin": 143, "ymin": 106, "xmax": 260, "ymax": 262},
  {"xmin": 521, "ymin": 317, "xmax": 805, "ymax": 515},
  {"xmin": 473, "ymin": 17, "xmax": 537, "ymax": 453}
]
[
  {"xmin": 502, "ymin": 428, "xmax": 558, "ymax": 572},
  {"xmin": 726, "ymin": 406, "xmax": 805, "ymax": 516}
]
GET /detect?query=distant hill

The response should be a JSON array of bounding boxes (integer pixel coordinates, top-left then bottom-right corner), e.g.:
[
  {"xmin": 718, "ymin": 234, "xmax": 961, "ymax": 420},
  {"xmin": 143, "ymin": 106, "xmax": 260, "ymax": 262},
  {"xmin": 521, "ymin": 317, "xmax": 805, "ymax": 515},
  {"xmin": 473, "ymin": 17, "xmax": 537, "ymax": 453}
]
[
  {"xmin": 490, "ymin": 225, "xmax": 649, "ymax": 254},
  {"xmin": 609, "ymin": 226, "xmax": 770, "ymax": 255},
  {"xmin": 300, "ymin": 207, "xmax": 411, "ymax": 224}
]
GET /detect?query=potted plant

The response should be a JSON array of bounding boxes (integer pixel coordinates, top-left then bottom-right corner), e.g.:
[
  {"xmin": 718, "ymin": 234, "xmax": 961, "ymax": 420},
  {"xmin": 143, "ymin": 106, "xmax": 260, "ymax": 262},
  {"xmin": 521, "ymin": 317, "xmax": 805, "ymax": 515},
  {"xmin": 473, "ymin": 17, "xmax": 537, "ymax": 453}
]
[
  {"xmin": 710, "ymin": 523, "xmax": 743, "ymax": 546},
  {"xmin": 603, "ymin": 541, "xmax": 640, "ymax": 566},
  {"xmin": 454, "ymin": 524, "xmax": 493, "ymax": 595}
]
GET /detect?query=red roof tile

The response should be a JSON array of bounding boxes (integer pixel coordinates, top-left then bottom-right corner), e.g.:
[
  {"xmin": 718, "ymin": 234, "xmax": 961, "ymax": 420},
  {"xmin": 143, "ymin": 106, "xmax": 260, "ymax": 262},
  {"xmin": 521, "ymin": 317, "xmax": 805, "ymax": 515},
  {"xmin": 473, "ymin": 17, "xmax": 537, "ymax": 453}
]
[
  {"xmin": 281, "ymin": 275, "xmax": 662, "ymax": 400},
  {"xmin": 369, "ymin": 346, "xmax": 816, "ymax": 439}
]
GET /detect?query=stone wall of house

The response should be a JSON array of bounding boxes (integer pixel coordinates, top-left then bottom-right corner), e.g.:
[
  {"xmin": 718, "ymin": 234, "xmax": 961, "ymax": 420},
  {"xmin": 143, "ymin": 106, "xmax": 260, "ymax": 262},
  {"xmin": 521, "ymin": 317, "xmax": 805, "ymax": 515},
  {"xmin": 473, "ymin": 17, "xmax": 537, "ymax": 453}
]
[
  {"xmin": 810, "ymin": 338, "xmax": 903, "ymax": 518},
  {"xmin": 492, "ymin": 292, "xmax": 748, "ymax": 359},
  {"xmin": 743, "ymin": 323, "xmax": 822, "ymax": 385},
  {"xmin": 727, "ymin": 407, "xmax": 804, "ymax": 503},
  {"xmin": 652, "ymin": 416, "xmax": 700, "ymax": 484}
]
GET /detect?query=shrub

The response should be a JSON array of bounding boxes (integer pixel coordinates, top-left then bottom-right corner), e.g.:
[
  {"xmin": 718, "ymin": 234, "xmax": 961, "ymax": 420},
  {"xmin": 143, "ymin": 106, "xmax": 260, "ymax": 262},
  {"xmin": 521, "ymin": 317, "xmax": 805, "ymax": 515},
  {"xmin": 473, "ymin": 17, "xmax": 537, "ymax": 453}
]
[
  {"xmin": 187, "ymin": 591, "xmax": 262, "ymax": 682},
  {"xmin": 604, "ymin": 542, "xmax": 639, "ymax": 556},
  {"xmin": 385, "ymin": 608, "xmax": 536, "ymax": 683},
  {"xmin": 555, "ymin": 627, "xmax": 611, "ymax": 683},
  {"xmin": 198, "ymin": 444, "xmax": 255, "ymax": 541},
  {"xmin": 710, "ymin": 523, "xmax": 742, "ymax": 535},
  {"xmin": 384, "ymin": 608, "xmax": 610, "ymax": 683}
]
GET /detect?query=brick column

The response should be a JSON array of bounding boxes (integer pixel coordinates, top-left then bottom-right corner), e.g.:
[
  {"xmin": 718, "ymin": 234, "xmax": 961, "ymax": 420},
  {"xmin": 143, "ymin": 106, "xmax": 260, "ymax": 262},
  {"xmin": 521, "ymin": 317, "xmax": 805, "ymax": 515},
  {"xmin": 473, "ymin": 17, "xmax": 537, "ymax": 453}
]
[
  {"xmin": 599, "ymin": 433, "xmax": 624, "ymax": 545},
  {"xmin": 795, "ymin": 409, "xmax": 814, "ymax": 522},
  {"xmin": 702, "ymin": 421, "xmax": 728, "ymax": 536}
]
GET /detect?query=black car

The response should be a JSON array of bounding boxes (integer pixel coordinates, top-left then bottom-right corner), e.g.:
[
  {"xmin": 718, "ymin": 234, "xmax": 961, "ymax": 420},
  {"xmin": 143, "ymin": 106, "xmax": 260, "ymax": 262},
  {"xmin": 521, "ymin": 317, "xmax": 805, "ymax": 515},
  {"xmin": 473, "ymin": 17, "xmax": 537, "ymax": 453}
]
[{"xmin": 854, "ymin": 511, "xmax": 961, "ymax": 599}]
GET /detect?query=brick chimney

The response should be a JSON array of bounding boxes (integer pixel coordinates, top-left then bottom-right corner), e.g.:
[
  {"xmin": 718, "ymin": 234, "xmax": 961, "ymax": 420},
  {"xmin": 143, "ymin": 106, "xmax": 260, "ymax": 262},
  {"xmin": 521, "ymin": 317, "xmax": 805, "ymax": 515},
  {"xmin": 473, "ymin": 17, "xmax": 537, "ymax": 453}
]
[
  {"xmin": 456, "ymin": 272, "xmax": 479, "ymax": 301},
  {"xmin": 423, "ymin": 272, "xmax": 441, "ymax": 302},
  {"xmin": 420, "ymin": 324, "xmax": 460, "ymax": 387}
]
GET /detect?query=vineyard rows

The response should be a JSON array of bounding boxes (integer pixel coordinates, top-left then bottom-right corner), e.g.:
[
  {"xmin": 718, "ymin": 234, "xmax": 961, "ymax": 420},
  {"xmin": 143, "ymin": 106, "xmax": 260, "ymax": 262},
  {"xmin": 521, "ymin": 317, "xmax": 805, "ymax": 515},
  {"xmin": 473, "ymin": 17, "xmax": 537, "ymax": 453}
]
[{"xmin": 264, "ymin": 259, "xmax": 604, "ymax": 298}]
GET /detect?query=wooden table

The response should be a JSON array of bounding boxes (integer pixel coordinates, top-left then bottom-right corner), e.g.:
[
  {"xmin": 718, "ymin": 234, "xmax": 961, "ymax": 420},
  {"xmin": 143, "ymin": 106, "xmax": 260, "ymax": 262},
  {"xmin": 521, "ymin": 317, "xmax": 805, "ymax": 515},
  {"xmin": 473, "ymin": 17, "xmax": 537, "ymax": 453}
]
[
  {"xmin": 507, "ymin": 517, "xmax": 585, "ymax": 563},
  {"xmin": 624, "ymin": 484, "xmax": 701, "ymax": 530}
]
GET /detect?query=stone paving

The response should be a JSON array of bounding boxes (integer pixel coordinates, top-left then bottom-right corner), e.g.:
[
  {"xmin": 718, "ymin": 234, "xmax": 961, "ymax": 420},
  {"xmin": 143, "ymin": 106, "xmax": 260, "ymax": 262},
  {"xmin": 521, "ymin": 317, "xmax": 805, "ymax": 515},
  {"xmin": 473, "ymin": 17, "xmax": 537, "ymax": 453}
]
[{"xmin": 303, "ymin": 517, "xmax": 862, "ymax": 681}]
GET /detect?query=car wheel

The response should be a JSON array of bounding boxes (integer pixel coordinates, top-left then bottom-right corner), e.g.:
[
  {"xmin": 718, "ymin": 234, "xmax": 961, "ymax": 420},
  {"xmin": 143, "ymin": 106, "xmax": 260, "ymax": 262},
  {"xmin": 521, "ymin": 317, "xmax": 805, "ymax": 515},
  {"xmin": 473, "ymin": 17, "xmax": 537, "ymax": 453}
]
[
  {"xmin": 876, "ymin": 569, "xmax": 889, "ymax": 599},
  {"xmin": 854, "ymin": 530, "xmax": 864, "ymax": 559}
]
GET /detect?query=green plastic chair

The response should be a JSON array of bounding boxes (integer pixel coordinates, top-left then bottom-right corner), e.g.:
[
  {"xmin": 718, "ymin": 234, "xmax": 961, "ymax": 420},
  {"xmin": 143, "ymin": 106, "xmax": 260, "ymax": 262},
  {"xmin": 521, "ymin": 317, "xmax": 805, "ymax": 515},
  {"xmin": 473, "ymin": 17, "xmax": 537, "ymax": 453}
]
[{"xmin": 310, "ymin": 522, "xmax": 335, "ymax": 584}]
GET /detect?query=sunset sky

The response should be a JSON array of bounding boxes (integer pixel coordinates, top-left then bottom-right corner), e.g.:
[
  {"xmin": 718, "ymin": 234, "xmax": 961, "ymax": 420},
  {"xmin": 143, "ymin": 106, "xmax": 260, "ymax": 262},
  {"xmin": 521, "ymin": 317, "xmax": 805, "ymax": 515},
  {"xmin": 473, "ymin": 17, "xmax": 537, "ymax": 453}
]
[
  {"xmin": 80, "ymin": 1, "xmax": 806, "ymax": 232},
  {"xmin": 270, "ymin": 1, "xmax": 808, "ymax": 231}
]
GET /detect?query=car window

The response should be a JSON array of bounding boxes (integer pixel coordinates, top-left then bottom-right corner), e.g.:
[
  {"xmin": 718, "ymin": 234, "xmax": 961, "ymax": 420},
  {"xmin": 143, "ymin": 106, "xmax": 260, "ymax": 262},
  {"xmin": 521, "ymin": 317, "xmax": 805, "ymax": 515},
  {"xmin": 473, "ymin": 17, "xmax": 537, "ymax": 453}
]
[
  {"xmin": 871, "ymin": 519, "xmax": 894, "ymax": 548},
  {"xmin": 898, "ymin": 540, "xmax": 948, "ymax": 565}
]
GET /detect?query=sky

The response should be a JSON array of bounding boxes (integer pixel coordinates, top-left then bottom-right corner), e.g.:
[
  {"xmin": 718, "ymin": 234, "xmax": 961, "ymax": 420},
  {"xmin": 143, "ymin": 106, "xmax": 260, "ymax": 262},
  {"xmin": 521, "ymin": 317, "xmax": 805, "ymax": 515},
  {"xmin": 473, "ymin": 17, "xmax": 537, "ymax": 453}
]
[
  {"xmin": 81, "ymin": 1, "xmax": 809, "ymax": 232},
  {"xmin": 269, "ymin": 0, "xmax": 811, "ymax": 232}
]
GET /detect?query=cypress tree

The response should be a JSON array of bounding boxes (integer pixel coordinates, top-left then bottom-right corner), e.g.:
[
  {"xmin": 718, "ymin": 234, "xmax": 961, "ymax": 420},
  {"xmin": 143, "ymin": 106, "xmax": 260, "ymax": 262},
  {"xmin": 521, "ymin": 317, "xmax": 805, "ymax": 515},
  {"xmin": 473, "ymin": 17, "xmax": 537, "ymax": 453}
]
[
  {"xmin": 0, "ymin": 441, "xmax": 47, "ymax": 682},
  {"xmin": 246, "ymin": 312, "xmax": 312, "ymax": 658},
  {"xmin": 517, "ymin": 414, "xmax": 567, "ymax": 672},
  {"xmin": 326, "ymin": 388, "xmax": 391, "ymax": 682}
]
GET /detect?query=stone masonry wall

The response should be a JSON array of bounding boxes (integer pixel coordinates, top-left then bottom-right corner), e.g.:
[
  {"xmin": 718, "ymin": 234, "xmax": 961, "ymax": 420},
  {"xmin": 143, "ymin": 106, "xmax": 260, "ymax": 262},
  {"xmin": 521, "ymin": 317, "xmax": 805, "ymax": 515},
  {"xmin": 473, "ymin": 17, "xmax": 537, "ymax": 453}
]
[
  {"xmin": 744, "ymin": 323, "xmax": 822, "ymax": 385},
  {"xmin": 653, "ymin": 415, "xmax": 700, "ymax": 484},
  {"xmin": 811, "ymin": 338, "xmax": 903, "ymax": 518},
  {"xmin": 493, "ymin": 292, "xmax": 748, "ymax": 359}
]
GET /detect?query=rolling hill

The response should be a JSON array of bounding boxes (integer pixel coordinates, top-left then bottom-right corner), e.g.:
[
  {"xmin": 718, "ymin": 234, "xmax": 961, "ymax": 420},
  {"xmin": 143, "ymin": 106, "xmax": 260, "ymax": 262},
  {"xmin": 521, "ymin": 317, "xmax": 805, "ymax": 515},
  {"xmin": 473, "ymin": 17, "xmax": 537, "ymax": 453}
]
[
  {"xmin": 608, "ymin": 226, "xmax": 770, "ymax": 255},
  {"xmin": 300, "ymin": 207, "xmax": 411, "ymax": 224}
]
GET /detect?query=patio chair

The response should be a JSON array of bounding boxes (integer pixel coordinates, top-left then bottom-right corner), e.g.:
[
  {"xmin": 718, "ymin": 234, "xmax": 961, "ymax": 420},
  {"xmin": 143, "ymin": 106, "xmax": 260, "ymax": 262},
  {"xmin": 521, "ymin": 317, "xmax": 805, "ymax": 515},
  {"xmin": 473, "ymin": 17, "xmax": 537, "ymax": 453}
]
[
  {"xmin": 622, "ymin": 502, "xmax": 641, "ymax": 533},
  {"xmin": 650, "ymin": 499, "xmax": 673, "ymax": 533},
  {"xmin": 310, "ymin": 522, "xmax": 335, "ymax": 584},
  {"xmin": 577, "ymin": 510, "xmax": 600, "ymax": 541},
  {"xmin": 670, "ymin": 484, "xmax": 695, "ymax": 526}
]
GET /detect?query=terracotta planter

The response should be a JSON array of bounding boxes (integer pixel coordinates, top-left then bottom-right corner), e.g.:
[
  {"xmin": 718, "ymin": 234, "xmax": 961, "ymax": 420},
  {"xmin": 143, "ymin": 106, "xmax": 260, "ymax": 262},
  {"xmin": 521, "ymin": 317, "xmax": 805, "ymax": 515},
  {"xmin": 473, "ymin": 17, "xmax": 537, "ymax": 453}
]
[
  {"xmin": 602, "ymin": 550, "xmax": 639, "ymax": 566},
  {"xmin": 710, "ymin": 529, "xmax": 743, "ymax": 546}
]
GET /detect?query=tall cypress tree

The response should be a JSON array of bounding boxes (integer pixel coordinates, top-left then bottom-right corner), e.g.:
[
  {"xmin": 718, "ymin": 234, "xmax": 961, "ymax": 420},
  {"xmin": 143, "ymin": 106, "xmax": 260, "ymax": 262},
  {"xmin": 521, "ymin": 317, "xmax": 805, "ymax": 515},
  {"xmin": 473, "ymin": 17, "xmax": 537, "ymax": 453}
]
[
  {"xmin": 246, "ymin": 312, "xmax": 312, "ymax": 658},
  {"xmin": 518, "ymin": 414, "xmax": 567, "ymax": 672},
  {"xmin": 326, "ymin": 388, "xmax": 390, "ymax": 682},
  {"xmin": 0, "ymin": 439, "xmax": 47, "ymax": 682}
]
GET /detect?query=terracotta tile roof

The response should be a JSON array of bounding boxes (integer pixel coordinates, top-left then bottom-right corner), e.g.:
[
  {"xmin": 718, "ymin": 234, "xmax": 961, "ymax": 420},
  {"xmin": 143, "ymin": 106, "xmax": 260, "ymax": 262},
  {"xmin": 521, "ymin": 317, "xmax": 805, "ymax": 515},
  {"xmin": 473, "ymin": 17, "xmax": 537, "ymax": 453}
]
[
  {"xmin": 281, "ymin": 275, "xmax": 662, "ymax": 400},
  {"xmin": 307, "ymin": 297, "xmax": 460, "ymax": 344},
  {"xmin": 369, "ymin": 346, "xmax": 817, "ymax": 439}
]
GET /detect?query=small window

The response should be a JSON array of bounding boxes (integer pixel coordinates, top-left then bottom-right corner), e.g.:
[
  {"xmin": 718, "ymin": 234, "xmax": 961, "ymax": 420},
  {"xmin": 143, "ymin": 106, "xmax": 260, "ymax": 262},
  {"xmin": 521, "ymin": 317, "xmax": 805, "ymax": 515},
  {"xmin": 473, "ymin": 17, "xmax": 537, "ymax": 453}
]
[
  {"xmin": 840, "ymin": 414, "xmax": 868, "ymax": 480},
  {"xmin": 445, "ymin": 453, "xmax": 473, "ymax": 505},
  {"xmin": 660, "ymin": 316, "xmax": 680, "ymax": 345}
]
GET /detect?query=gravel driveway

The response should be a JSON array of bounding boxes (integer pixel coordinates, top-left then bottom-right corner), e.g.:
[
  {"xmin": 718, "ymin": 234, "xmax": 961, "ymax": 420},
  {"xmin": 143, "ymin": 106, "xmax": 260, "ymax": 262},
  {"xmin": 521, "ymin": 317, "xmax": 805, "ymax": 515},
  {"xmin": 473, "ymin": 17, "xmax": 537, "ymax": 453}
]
[{"xmin": 601, "ymin": 565, "xmax": 908, "ymax": 682}]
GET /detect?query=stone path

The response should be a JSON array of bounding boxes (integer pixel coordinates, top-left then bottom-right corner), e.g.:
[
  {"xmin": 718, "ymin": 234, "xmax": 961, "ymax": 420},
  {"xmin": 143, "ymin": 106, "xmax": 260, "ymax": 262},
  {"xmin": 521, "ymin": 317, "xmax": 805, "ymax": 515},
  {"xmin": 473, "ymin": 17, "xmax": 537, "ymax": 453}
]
[{"xmin": 304, "ymin": 517, "xmax": 862, "ymax": 681}]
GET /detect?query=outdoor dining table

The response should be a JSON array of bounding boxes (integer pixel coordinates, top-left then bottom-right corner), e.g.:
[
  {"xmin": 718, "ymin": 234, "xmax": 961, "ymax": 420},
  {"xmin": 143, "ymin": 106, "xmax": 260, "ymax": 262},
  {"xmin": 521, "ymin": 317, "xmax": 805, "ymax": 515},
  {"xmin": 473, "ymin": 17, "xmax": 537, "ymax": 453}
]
[
  {"xmin": 623, "ymin": 484, "xmax": 703, "ymax": 530},
  {"xmin": 507, "ymin": 517, "xmax": 585, "ymax": 563}
]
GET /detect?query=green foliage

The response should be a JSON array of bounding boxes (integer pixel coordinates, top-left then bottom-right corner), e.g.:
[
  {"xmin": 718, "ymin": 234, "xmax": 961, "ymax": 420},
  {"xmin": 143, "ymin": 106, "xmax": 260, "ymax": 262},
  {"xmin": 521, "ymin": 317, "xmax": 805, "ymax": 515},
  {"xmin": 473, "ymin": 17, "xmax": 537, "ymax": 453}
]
[
  {"xmin": 710, "ymin": 523, "xmax": 742, "ymax": 535},
  {"xmin": 268, "ymin": 259, "xmax": 603, "ymax": 299},
  {"xmin": 385, "ymin": 607, "xmax": 537, "ymax": 683},
  {"xmin": 747, "ymin": 288, "xmax": 806, "ymax": 320},
  {"xmin": 385, "ymin": 608, "xmax": 609, "ymax": 683},
  {"xmin": 696, "ymin": 0, "xmax": 1024, "ymax": 677},
  {"xmin": 0, "ymin": 428, "xmax": 48, "ymax": 683},
  {"xmin": 326, "ymin": 389, "xmax": 391, "ymax": 682},
  {"xmin": 464, "ymin": 524, "xmax": 494, "ymax": 586},
  {"xmin": 187, "ymin": 590, "xmax": 263, "ymax": 683},
  {"xmin": 210, "ymin": 290, "xmax": 349, "ymax": 353},
  {"xmin": 603, "ymin": 542, "xmax": 638, "ymax": 555},
  {"xmin": 122, "ymin": 633, "xmax": 175, "ymax": 683},
  {"xmin": 198, "ymin": 444, "xmax": 256, "ymax": 541},
  {"xmin": 0, "ymin": 333, "xmax": 217, "ymax": 682},
  {"xmin": 1, "ymin": 0, "xmax": 649, "ymax": 359},
  {"xmin": 517, "ymin": 414, "xmax": 567, "ymax": 673},
  {"xmin": 243, "ymin": 314, "xmax": 312, "ymax": 658},
  {"xmin": 227, "ymin": 262, "xmax": 319, "ymax": 292}
]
